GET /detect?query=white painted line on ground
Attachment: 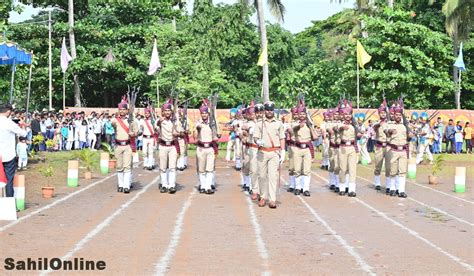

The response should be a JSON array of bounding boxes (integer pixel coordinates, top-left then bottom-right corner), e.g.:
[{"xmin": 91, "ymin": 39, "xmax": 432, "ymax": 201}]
[
  {"xmin": 244, "ymin": 195, "xmax": 271, "ymax": 275},
  {"xmin": 358, "ymin": 165, "xmax": 474, "ymax": 205},
  {"xmin": 40, "ymin": 174, "xmax": 159, "ymax": 276},
  {"xmin": 0, "ymin": 173, "xmax": 117, "ymax": 232},
  {"xmin": 357, "ymin": 175, "xmax": 474, "ymax": 227},
  {"xmin": 281, "ymin": 177, "xmax": 376, "ymax": 276},
  {"xmin": 154, "ymin": 189, "xmax": 197, "ymax": 276},
  {"xmin": 313, "ymin": 171, "xmax": 474, "ymax": 273}
]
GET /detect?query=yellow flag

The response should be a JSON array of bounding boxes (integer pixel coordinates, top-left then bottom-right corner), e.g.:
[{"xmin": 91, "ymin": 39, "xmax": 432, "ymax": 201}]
[
  {"xmin": 356, "ymin": 40, "xmax": 372, "ymax": 69},
  {"xmin": 257, "ymin": 46, "xmax": 268, "ymax": 66}
]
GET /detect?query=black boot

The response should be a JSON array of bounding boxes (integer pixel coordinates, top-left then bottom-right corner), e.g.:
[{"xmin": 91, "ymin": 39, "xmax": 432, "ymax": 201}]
[
  {"xmin": 160, "ymin": 187, "xmax": 168, "ymax": 193},
  {"xmin": 329, "ymin": 185, "xmax": 335, "ymax": 190},
  {"xmin": 389, "ymin": 190, "xmax": 397, "ymax": 197},
  {"xmin": 334, "ymin": 187, "xmax": 340, "ymax": 193},
  {"xmin": 303, "ymin": 191, "xmax": 311, "ymax": 197},
  {"xmin": 168, "ymin": 187, "xmax": 176, "ymax": 194},
  {"xmin": 123, "ymin": 188, "xmax": 130, "ymax": 194},
  {"xmin": 375, "ymin": 185, "xmax": 381, "ymax": 191},
  {"xmin": 385, "ymin": 188, "xmax": 390, "ymax": 195},
  {"xmin": 294, "ymin": 189, "xmax": 301, "ymax": 196},
  {"xmin": 287, "ymin": 187, "xmax": 295, "ymax": 193},
  {"xmin": 348, "ymin": 192, "xmax": 356, "ymax": 197},
  {"xmin": 117, "ymin": 187, "xmax": 123, "ymax": 193},
  {"xmin": 398, "ymin": 192, "xmax": 407, "ymax": 198}
]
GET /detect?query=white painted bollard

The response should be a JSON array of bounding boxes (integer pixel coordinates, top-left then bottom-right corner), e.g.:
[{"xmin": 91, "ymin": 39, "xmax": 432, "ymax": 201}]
[
  {"xmin": 454, "ymin": 167, "xmax": 466, "ymax": 193},
  {"xmin": 67, "ymin": 160, "xmax": 79, "ymax": 187},
  {"xmin": 133, "ymin": 152, "xmax": 139, "ymax": 163},
  {"xmin": 408, "ymin": 158, "xmax": 417, "ymax": 179},
  {"xmin": 100, "ymin": 153, "xmax": 109, "ymax": 174}
]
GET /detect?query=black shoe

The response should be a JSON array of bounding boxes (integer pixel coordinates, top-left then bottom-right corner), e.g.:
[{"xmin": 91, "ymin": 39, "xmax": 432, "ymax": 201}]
[
  {"xmin": 235, "ymin": 167, "xmax": 241, "ymax": 171},
  {"xmin": 320, "ymin": 165, "xmax": 325, "ymax": 169},
  {"xmin": 124, "ymin": 188, "xmax": 130, "ymax": 194},
  {"xmin": 143, "ymin": 166, "xmax": 148, "ymax": 170},
  {"xmin": 385, "ymin": 188, "xmax": 390, "ymax": 195},
  {"xmin": 147, "ymin": 167, "xmax": 153, "ymax": 171},
  {"xmin": 200, "ymin": 188, "xmax": 206, "ymax": 194},
  {"xmin": 243, "ymin": 186, "xmax": 250, "ymax": 192},
  {"xmin": 398, "ymin": 192, "xmax": 407, "ymax": 198},
  {"xmin": 206, "ymin": 189, "xmax": 214, "ymax": 194},
  {"xmin": 287, "ymin": 187, "xmax": 295, "ymax": 193},
  {"xmin": 159, "ymin": 184, "xmax": 162, "ymax": 189},
  {"xmin": 160, "ymin": 187, "xmax": 168, "ymax": 193},
  {"xmin": 334, "ymin": 187, "xmax": 340, "ymax": 193},
  {"xmin": 348, "ymin": 192, "xmax": 356, "ymax": 197},
  {"xmin": 329, "ymin": 185, "xmax": 335, "ymax": 190},
  {"xmin": 118, "ymin": 187, "xmax": 123, "ymax": 193},
  {"xmin": 339, "ymin": 191, "xmax": 346, "ymax": 196},
  {"xmin": 211, "ymin": 185, "xmax": 216, "ymax": 190},
  {"xmin": 294, "ymin": 189, "xmax": 301, "ymax": 196},
  {"xmin": 325, "ymin": 165, "xmax": 329, "ymax": 170},
  {"xmin": 345, "ymin": 187, "xmax": 349, "ymax": 194},
  {"xmin": 303, "ymin": 191, "xmax": 311, "ymax": 197},
  {"xmin": 389, "ymin": 190, "xmax": 397, "ymax": 197},
  {"xmin": 169, "ymin": 187, "xmax": 176, "ymax": 194},
  {"xmin": 375, "ymin": 185, "xmax": 381, "ymax": 191}
]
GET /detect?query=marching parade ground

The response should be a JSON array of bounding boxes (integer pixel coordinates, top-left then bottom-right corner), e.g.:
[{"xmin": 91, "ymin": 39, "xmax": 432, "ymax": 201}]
[{"xmin": 0, "ymin": 156, "xmax": 472, "ymax": 275}]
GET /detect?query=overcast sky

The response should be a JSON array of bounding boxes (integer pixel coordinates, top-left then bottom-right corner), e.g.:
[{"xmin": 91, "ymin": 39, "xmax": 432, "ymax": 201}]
[{"xmin": 9, "ymin": 0, "xmax": 356, "ymax": 33}]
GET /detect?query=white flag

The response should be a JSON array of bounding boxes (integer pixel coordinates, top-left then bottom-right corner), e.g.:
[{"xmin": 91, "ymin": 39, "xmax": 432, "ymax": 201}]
[
  {"xmin": 147, "ymin": 39, "xmax": 161, "ymax": 75},
  {"xmin": 60, "ymin": 37, "xmax": 73, "ymax": 73}
]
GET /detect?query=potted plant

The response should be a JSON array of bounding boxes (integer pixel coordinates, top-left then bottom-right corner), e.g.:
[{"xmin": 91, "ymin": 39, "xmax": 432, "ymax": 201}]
[
  {"xmin": 429, "ymin": 154, "xmax": 445, "ymax": 185},
  {"xmin": 32, "ymin": 134, "xmax": 46, "ymax": 162},
  {"xmin": 102, "ymin": 142, "xmax": 117, "ymax": 169},
  {"xmin": 45, "ymin": 139, "xmax": 56, "ymax": 152},
  {"xmin": 39, "ymin": 165, "xmax": 55, "ymax": 198},
  {"xmin": 74, "ymin": 149, "xmax": 98, "ymax": 180}
]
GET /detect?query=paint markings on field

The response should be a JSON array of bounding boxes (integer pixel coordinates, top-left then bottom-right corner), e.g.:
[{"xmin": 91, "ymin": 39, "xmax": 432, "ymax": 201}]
[
  {"xmin": 313, "ymin": 171, "xmax": 474, "ymax": 273},
  {"xmin": 244, "ymin": 195, "xmax": 271, "ymax": 275},
  {"xmin": 0, "ymin": 173, "xmax": 117, "ymax": 232},
  {"xmin": 357, "ymin": 175, "xmax": 474, "ymax": 227},
  {"xmin": 154, "ymin": 190, "xmax": 196, "ymax": 276},
  {"xmin": 281, "ymin": 178, "xmax": 376, "ymax": 276},
  {"xmin": 39, "ymin": 175, "xmax": 159, "ymax": 276},
  {"xmin": 357, "ymin": 165, "xmax": 474, "ymax": 205}
]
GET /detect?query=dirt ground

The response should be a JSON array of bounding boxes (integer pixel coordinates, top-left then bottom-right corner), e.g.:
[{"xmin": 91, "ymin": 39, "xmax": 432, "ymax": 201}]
[{"xmin": 0, "ymin": 154, "xmax": 473, "ymax": 275}]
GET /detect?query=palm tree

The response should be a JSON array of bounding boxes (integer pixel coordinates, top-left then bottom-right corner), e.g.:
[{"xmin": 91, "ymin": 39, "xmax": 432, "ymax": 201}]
[
  {"xmin": 68, "ymin": 0, "xmax": 82, "ymax": 107},
  {"xmin": 239, "ymin": 0, "xmax": 286, "ymax": 102}
]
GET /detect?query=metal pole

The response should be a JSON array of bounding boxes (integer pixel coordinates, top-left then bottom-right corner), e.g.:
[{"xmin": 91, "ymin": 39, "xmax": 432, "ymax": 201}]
[
  {"xmin": 48, "ymin": 10, "xmax": 53, "ymax": 111},
  {"xmin": 156, "ymin": 75, "xmax": 160, "ymax": 108},
  {"xmin": 458, "ymin": 69, "xmax": 462, "ymax": 109},
  {"xmin": 63, "ymin": 72, "xmax": 66, "ymax": 110},
  {"xmin": 9, "ymin": 60, "xmax": 16, "ymax": 104},
  {"xmin": 26, "ymin": 56, "xmax": 33, "ymax": 115},
  {"xmin": 357, "ymin": 61, "xmax": 360, "ymax": 110}
]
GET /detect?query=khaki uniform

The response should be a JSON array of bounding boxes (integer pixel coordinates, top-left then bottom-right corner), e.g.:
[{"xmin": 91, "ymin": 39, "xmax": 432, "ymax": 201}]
[
  {"xmin": 247, "ymin": 120, "xmax": 260, "ymax": 194},
  {"xmin": 285, "ymin": 120, "xmax": 297, "ymax": 189},
  {"xmin": 254, "ymin": 117, "xmax": 285, "ymax": 203},
  {"xmin": 241, "ymin": 119, "xmax": 252, "ymax": 188},
  {"xmin": 320, "ymin": 121, "xmax": 330, "ymax": 168},
  {"xmin": 326, "ymin": 121, "xmax": 340, "ymax": 188},
  {"xmin": 233, "ymin": 119, "xmax": 244, "ymax": 169},
  {"xmin": 177, "ymin": 137, "xmax": 187, "ymax": 169},
  {"xmin": 292, "ymin": 122, "xmax": 313, "ymax": 192},
  {"xmin": 113, "ymin": 117, "xmax": 138, "ymax": 190},
  {"xmin": 386, "ymin": 122, "xmax": 408, "ymax": 195},
  {"xmin": 158, "ymin": 119, "xmax": 181, "ymax": 189},
  {"xmin": 336, "ymin": 122, "xmax": 358, "ymax": 194},
  {"xmin": 140, "ymin": 118, "xmax": 156, "ymax": 168},
  {"xmin": 195, "ymin": 120, "xmax": 218, "ymax": 190},
  {"xmin": 373, "ymin": 120, "xmax": 391, "ymax": 189}
]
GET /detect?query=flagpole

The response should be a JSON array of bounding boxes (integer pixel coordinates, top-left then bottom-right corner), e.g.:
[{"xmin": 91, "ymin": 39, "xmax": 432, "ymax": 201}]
[
  {"xmin": 458, "ymin": 69, "xmax": 462, "ymax": 101},
  {"xmin": 156, "ymin": 75, "xmax": 160, "ymax": 108},
  {"xmin": 26, "ymin": 55, "xmax": 33, "ymax": 115},
  {"xmin": 357, "ymin": 61, "xmax": 360, "ymax": 110},
  {"xmin": 63, "ymin": 72, "xmax": 66, "ymax": 111}
]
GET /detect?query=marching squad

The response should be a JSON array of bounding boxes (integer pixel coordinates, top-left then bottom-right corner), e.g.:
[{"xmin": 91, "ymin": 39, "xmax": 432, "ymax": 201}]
[{"xmin": 108, "ymin": 91, "xmax": 469, "ymax": 209}]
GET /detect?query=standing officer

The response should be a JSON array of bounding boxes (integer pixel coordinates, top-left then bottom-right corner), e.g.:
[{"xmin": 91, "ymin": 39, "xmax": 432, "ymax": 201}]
[
  {"xmin": 249, "ymin": 103, "xmax": 264, "ymax": 200},
  {"xmin": 241, "ymin": 106, "xmax": 253, "ymax": 191},
  {"xmin": 225, "ymin": 108, "xmax": 238, "ymax": 162},
  {"xmin": 253, "ymin": 101, "xmax": 285, "ymax": 208},
  {"xmin": 140, "ymin": 106, "xmax": 157, "ymax": 170},
  {"xmin": 285, "ymin": 106, "xmax": 298, "ymax": 192},
  {"xmin": 335, "ymin": 100, "xmax": 359, "ymax": 197},
  {"xmin": 320, "ymin": 110, "xmax": 331, "ymax": 171},
  {"xmin": 157, "ymin": 99, "xmax": 181, "ymax": 194},
  {"xmin": 194, "ymin": 100, "xmax": 219, "ymax": 194},
  {"xmin": 112, "ymin": 97, "xmax": 139, "ymax": 193},
  {"xmin": 289, "ymin": 103, "xmax": 317, "ymax": 196},
  {"xmin": 373, "ymin": 100, "xmax": 392, "ymax": 193},
  {"xmin": 385, "ymin": 100, "xmax": 411, "ymax": 198},
  {"xmin": 177, "ymin": 107, "xmax": 190, "ymax": 171}
]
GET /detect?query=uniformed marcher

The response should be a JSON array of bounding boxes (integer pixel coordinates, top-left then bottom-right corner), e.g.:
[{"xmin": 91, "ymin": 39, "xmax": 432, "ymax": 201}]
[
  {"xmin": 373, "ymin": 100, "xmax": 392, "ymax": 192},
  {"xmin": 176, "ymin": 107, "xmax": 190, "ymax": 171},
  {"xmin": 285, "ymin": 106, "xmax": 298, "ymax": 192},
  {"xmin": 253, "ymin": 101, "xmax": 286, "ymax": 208},
  {"xmin": 233, "ymin": 109, "xmax": 244, "ymax": 171},
  {"xmin": 140, "ymin": 106, "xmax": 157, "ymax": 170},
  {"xmin": 385, "ymin": 100, "xmax": 411, "ymax": 198},
  {"xmin": 408, "ymin": 112, "xmax": 420, "ymax": 159},
  {"xmin": 249, "ymin": 103, "xmax": 264, "ymax": 200},
  {"xmin": 288, "ymin": 103, "xmax": 317, "ymax": 196},
  {"xmin": 157, "ymin": 99, "xmax": 182, "ymax": 194},
  {"xmin": 320, "ymin": 111, "xmax": 331, "ymax": 171},
  {"xmin": 326, "ymin": 108, "xmax": 340, "ymax": 191},
  {"xmin": 194, "ymin": 100, "xmax": 219, "ymax": 194},
  {"xmin": 241, "ymin": 105, "xmax": 254, "ymax": 191},
  {"xmin": 112, "ymin": 97, "xmax": 139, "ymax": 193},
  {"xmin": 335, "ymin": 100, "xmax": 360, "ymax": 197}
]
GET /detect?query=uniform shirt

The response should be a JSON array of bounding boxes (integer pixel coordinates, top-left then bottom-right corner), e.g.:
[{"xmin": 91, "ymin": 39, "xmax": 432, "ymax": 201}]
[
  {"xmin": 335, "ymin": 122, "xmax": 357, "ymax": 143},
  {"xmin": 254, "ymin": 117, "xmax": 285, "ymax": 148},
  {"xmin": 246, "ymin": 120, "xmax": 257, "ymax": 144},
  {"xmin": 0, "ymin": 116, "xmax": 27, "ymax": 162},
  {"xmin": 112, "ymin": 117, "xmax": 139, "ymax": 141},
  {"xmin": 292, "ymin": 122, "xmax": 312, "ymax": 143},
  {"xmin": 387, "ymin": 123, "xmax": 408, "ymax": 146},
  {"xmin": 195, "ymin": 119, "xmax": 215, "ymax": 143},
  {"xmin": 324, "ymin": 121, "xmax": 336, "ymax": 144},
  {"xmin": 159, "ymin": 119, "xmax": 178, "ymax": 142},
  {"xmin": 141, "ymin": 119, "xmax": 156, "ymax": 136},
  {"xmin": 374, "ymin": 120, "xmax": 388, "ymax": 142}
]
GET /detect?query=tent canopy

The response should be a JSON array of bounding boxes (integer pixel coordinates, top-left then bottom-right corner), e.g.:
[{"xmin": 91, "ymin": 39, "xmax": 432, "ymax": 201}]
[{"xmin": 0, "ymin": 42, "xmax": 33, "ymax": 65}]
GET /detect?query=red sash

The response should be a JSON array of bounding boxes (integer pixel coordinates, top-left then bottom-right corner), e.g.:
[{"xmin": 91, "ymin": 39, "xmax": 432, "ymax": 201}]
[
  {"xmin": 144, "ymin": 120, "xmax": 156, "ymax": 145},
  {"xmin": 116, "ymin": 118, "xmax": 136, "ymax": 152}
]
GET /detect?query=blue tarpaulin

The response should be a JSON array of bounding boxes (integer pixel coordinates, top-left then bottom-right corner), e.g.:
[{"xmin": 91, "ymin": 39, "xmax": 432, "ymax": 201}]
[{"xmin": 0, "ymin": 42, "xmax": 33, "ymax": 104}]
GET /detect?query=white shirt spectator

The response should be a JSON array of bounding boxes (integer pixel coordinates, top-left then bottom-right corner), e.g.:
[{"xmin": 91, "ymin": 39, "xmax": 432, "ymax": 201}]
[
  {"xmin": 0, "ymin": 116, "xmax": 28, "ymax": 162},
  {"xmin": 40, "ymin": 120, "xmax": 47, "ymax": 133}
]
